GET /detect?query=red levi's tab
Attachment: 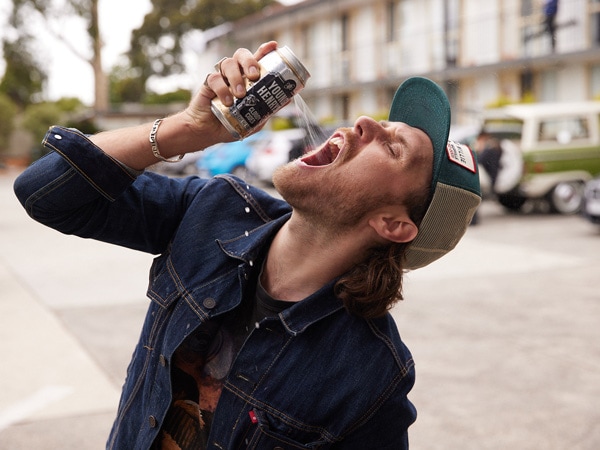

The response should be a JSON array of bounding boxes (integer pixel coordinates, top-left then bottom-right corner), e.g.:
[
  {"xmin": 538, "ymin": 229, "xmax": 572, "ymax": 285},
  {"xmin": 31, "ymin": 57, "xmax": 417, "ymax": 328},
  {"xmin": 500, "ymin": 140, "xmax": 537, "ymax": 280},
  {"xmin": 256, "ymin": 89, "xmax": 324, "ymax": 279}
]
[{"xmin": 249, "ymin": 410, "xmax": 258, "ymax": 424}]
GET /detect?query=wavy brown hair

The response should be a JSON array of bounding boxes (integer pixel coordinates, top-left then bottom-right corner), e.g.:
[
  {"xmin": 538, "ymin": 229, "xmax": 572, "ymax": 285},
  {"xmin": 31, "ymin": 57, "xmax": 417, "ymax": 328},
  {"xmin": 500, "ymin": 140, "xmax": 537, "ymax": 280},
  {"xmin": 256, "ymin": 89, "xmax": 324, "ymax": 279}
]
[{"xmin": 334, "ymin": 185, "xmax": 431, "ymax": 319}]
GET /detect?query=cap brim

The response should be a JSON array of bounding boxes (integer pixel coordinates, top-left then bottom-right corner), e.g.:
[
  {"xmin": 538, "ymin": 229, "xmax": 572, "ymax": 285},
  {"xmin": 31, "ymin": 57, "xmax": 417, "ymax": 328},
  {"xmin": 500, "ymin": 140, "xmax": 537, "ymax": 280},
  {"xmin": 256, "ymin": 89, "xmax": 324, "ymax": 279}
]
[{"xmin": 389, "ymin": 77, "xmax": 451, "ymax": 192}]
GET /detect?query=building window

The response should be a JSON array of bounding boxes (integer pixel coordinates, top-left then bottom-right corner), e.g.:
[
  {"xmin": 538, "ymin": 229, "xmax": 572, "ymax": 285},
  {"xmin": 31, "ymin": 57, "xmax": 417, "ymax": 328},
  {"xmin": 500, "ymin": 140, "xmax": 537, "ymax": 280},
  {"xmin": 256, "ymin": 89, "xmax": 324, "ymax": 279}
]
[
  {"xmin": 540, "ymin": 70, "xmax": 558, "ymax": 102},
  {"xmin": 386, "ymin": 1, "xmax": 397, "ymax": 43},
  {"xmin": 334, "ymin": 94, "xmax": 350, "ymax": 121},
  {"xmin": 444, "ymin": 0, "xmax": 461, "ymax": 67},
  {"xmin": 300, "ymin": 25, "xmax": 310, "ymax": 59},
  {"xmin": 591, "ymin": 64, "xmax": 600, "ymax": 98},
  {"xmin": 590, "ymin": 0, "xmax": 600, "ymax": 46},
  {"xmin": 521, "ymin": 0, "xmax": 533, "ymax": 16},
  {"xmin": 520, "ymin": 70, "xmax": 534, "ymax": 99},
  {"xmin": 341, "ymin": 13, "xmax": 349, "ymax": 52}
]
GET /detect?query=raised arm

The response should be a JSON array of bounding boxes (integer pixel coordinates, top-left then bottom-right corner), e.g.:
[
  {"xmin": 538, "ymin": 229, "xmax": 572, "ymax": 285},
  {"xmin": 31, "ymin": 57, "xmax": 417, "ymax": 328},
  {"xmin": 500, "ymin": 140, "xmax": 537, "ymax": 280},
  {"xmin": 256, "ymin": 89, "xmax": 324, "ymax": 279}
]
[
  {"xmin": 14, "ymin": 42, "xmax": 280, "ymax": 254},
  {"xmin": 90, "ymin": 41, "xmax": 278, "ymax": 170}
]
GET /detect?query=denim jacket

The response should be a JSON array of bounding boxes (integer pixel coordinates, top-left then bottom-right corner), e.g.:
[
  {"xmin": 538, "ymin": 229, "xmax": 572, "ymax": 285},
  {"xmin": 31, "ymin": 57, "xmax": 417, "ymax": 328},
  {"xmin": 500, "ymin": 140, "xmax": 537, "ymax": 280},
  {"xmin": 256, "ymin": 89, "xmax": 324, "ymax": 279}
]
[{"xmin": 14, "ymin": 127, "xmax": 417, "ymax": 449}]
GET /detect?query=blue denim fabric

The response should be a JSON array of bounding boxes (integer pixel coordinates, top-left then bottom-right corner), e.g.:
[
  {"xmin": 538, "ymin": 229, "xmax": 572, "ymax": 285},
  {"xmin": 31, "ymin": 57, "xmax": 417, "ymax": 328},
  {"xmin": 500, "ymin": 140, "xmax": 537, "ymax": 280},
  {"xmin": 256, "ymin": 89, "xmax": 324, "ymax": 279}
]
[{"xmin": 14, "ymin": 127, "xmax": 417, "ymax": 449}]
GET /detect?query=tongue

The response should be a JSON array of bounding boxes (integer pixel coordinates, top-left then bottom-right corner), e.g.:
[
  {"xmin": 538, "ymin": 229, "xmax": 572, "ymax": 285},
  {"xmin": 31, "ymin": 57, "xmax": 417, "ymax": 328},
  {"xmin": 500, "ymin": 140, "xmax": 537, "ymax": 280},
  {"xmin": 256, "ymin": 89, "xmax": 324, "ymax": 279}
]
[{"xmin": 302, "ymin": 147, "xmax": 333, "ymax": 166}]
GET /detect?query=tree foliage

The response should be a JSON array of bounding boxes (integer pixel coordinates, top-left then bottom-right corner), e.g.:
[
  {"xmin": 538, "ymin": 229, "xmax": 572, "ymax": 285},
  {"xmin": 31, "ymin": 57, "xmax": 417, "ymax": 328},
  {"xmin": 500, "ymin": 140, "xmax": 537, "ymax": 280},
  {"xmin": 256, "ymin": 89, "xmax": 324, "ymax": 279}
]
[
  {"xmin": 0, "ymin": 38, "xmax": 46, "ymax": 107},
  {"xmin": 127, "ymin": 0, "xmax": 278, "ymax": 86},
  {"xmin": 3, "ymin": 0, "xmax": 108, "ymax": 110},
  {"xmin": 109, "ymin": 64, "xmax": 147, "ymax": 104},
  {"xmin": 0, "ymin": 94, "xmax": 18, "ymax": 146},
  {"xmin": 0, "ymin": 1, "xmax": 48, "ymax": 107}
]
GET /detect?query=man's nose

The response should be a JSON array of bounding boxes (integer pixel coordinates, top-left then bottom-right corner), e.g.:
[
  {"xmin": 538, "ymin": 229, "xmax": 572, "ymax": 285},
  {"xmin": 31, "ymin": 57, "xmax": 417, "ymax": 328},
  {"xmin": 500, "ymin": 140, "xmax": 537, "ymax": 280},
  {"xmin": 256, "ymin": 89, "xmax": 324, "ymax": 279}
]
[{"xmin": 353, "ymin": 116, "xmax": 382, "ymax": 143}]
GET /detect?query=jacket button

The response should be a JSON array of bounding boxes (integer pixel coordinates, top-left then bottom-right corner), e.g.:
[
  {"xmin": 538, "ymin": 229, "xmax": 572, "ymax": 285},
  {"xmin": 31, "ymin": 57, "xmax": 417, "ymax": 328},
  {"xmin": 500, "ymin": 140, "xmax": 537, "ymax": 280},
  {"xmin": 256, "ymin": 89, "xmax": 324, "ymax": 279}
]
[
  {"xmin": 148, "ymin": 415, "xmax": 157, "ymax": 428},
  {"xmin": 159, "ymin": 354, "xmax": 167, "ymax": 367},
  {"xmin": 203, "ymin": 297, "xmax": 216, "ymax": 309}
]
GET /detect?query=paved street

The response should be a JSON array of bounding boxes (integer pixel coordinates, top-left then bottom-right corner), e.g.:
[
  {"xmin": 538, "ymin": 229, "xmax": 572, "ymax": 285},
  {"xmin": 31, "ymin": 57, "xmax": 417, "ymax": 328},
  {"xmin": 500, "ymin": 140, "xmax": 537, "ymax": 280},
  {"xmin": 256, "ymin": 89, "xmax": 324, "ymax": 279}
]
[{"xmin": 1, "ymin": 167, "xmax": 599, "ymax": 449}]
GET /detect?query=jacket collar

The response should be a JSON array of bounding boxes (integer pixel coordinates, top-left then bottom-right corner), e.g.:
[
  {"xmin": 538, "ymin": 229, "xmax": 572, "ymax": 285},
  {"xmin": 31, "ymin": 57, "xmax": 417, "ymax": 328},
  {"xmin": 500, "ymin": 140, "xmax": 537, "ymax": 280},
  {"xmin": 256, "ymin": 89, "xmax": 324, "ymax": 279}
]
[
  {"xmin": 217, "ymin": 213, "xmax": 290, "ymax": 265},
  {"xmin": 218, "ymin": 214, "xmax": 346, "ymax": 335}
]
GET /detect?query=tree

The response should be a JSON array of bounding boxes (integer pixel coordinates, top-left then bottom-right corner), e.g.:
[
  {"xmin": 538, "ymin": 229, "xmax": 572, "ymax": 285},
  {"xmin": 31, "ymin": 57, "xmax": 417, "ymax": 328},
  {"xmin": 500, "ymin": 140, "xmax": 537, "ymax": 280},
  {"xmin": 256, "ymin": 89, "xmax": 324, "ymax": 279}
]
[
  {"xmin": 5, "ymin": 0, "xmax": 108, "ymax": 112},
  {"xmin": 0, "ymin": 38, "xmax": 46, "ymax": 108},
  {"xmin": 127, "ymin": 0, "xmax": 278, "ymax": 89},
  {"xmin": 0, "ymin": 94, "xmax": 18, "ymax": 150},
  {"xmin": 109, "ymin": 64, "xmax": 146, "ymax": 104}
]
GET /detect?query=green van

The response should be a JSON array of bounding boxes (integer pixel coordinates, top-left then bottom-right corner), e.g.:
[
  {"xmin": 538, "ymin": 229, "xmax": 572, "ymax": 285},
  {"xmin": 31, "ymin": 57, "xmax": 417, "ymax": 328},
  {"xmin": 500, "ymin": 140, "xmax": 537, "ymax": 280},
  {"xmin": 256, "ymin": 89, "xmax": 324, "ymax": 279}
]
[{"xmin": 479, "ymin": 102, "xmax": 600, "ymax": 214}]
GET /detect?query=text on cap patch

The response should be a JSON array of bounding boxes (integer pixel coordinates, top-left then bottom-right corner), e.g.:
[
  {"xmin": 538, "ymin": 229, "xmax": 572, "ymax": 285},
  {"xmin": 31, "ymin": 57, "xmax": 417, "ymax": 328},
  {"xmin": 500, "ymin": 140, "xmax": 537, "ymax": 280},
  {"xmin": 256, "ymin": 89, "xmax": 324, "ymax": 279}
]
[{"xmin": 446, "ymin": 140, "xmax": 477, "ymax": 173}]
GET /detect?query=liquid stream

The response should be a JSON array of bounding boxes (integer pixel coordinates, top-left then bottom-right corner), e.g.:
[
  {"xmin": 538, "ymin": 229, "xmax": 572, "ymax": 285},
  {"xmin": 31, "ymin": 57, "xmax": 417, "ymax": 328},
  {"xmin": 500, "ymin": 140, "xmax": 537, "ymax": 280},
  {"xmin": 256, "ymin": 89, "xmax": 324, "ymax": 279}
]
[{"xmin": 292, "ymin": 95, "xmax": 330, "ymax": 151}]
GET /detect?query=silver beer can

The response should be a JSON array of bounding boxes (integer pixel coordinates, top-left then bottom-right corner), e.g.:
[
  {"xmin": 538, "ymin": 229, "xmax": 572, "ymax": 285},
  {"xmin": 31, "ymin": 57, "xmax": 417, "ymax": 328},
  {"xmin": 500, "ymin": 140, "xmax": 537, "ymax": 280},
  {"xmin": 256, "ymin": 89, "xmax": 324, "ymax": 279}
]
[{"xmin": 211, "ymin": 46, "xmax": 310, "ymax": 139}]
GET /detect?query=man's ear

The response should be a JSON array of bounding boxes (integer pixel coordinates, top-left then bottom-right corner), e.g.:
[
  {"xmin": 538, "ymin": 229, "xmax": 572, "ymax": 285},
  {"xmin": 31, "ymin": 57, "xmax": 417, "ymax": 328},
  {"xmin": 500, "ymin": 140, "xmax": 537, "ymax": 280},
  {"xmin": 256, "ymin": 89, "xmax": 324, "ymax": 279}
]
[{"xmin": 368, "ymin": 213, "xmax": 418, "ymax": 244}]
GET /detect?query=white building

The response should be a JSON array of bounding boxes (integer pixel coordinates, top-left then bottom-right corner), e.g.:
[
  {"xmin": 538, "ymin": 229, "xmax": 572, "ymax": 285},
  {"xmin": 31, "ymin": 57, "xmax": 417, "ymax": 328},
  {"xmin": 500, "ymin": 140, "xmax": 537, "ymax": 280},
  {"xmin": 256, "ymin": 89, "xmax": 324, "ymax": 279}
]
[{"xmin": 201, "ymin": 0, "xmax": 600, "ymax": 127}]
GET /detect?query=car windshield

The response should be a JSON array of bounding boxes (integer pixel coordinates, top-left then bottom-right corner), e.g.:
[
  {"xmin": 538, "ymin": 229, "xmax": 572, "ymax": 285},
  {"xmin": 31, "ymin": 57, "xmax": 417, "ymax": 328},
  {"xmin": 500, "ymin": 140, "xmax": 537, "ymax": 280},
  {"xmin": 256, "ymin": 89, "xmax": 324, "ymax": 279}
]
[{"xmin": 482, "ymin": 119, "xmax": 523, "ymax": 140}]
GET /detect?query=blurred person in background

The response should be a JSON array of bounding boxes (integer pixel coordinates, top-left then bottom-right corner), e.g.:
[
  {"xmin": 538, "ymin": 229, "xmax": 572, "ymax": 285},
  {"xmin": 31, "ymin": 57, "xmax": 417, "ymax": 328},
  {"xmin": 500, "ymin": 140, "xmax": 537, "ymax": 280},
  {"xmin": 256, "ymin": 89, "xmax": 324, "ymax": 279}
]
[
  {"xmin": 476, "ymin": 130, "xmax": 503, "ymax": 193},
  {"xmin": 544, "ymin": 0, "xmax": 559, "ymax": 51},
  {"xmin": 14, "ymin": 41, "xmax": 480, "ymax": 449},
  {"xmin": 471, "ymin": 130, "xmax": 502, "ymax": 225}
]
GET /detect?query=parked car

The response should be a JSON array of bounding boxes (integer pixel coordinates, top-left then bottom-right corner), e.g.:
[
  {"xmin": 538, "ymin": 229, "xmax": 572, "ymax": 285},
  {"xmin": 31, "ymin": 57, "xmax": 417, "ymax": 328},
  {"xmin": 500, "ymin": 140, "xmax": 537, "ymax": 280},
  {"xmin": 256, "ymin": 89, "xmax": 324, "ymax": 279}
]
[
  {"xmin": 196, "ymin": 131, "xmax": 269, "ymax": 179},
  {"xmin": 245, "ymin": 128, "xmax": 309, "ymax": 184},
  {"xmin": 449, "ymin": 124, "xmax": 480, "ymax": 148},
  {"xmin": 582, "ymin": 177, "xmax": 600, "ymax": 224},
  {"xmin": 152, "ymin": 150, "xmax": 205, "ymax": 176},
  {"xmin": 475, "ymin": 102, "xmax": 600, "ymax": 214},
  {"xmin": 245, "ymin": 123, "xmax": 337, "ymax": 184}
]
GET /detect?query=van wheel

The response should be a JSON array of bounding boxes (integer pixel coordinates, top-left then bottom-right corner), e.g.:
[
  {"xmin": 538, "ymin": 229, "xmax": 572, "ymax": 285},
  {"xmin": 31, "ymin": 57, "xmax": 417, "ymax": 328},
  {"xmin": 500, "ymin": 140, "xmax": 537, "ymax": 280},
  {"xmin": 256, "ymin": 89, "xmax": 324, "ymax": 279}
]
[
  {"xmin": 497, "ymin": 193, "xmax": 527, "ymax": 211},
  {"xmin": 547, "ymin": 181, "xmax": 584, "ymax": 214}
]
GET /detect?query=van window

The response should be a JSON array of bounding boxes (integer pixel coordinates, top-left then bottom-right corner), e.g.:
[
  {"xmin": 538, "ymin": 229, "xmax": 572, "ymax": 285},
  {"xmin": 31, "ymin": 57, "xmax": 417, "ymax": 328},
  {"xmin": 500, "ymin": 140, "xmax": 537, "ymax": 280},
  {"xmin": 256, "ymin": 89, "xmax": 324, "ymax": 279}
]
[
  {"xmin": 538, "ymin": 117, "xmax": 589, "ymax": 143},
  {"xmin": 482, "ymin": 119, "xmax": 523, "ymax": 140}
]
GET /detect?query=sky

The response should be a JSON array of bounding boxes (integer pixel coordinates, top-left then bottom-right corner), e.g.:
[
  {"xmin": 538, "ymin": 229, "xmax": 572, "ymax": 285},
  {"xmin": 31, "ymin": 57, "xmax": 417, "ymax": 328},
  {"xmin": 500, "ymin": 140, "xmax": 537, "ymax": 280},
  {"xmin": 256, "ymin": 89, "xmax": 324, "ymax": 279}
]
[
  {"xmin": 46, "ymin": 0, "xmax": 152, "ymax": 104},
  {"xmin": 0, "ymin": 0, "xmax": 300, "ymax": 105}
]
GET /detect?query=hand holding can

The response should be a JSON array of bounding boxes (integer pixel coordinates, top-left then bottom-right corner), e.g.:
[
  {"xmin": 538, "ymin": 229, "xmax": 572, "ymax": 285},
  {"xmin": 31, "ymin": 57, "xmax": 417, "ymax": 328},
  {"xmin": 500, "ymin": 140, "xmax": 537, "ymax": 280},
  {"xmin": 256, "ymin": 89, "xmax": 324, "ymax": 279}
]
[{"xmin": 211, "ymin": 46, "xmax": 311, "ymax": 140}]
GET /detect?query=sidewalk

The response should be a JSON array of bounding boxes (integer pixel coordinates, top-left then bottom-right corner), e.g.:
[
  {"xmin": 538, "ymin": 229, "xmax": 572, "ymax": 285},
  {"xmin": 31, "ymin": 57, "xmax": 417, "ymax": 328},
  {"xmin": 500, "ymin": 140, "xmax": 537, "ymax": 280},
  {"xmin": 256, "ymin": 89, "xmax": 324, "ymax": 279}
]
[
  {"xmin": 0, "ymin": 169, "xmax": 151, "ymax": 449},
  {"xmin": 1, "ymin": 167, "xmax": 599, "ymax": 449}
]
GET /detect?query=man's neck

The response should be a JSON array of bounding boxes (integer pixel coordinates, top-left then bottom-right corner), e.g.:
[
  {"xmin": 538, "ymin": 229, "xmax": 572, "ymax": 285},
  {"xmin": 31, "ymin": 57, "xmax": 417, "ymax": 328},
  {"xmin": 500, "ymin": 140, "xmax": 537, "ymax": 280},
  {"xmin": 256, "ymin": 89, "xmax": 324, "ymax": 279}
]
[{"xmin": 261, "ymin": 214, "xmax": 371, "ymax": 302}]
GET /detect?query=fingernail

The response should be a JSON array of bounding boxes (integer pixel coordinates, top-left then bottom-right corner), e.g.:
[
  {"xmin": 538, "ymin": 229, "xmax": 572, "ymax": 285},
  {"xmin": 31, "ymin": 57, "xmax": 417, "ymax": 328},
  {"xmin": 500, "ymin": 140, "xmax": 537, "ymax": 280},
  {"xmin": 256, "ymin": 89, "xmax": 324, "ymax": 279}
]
[
  {"xmin": 249, "ymin": 66, "xmax": 259, "ymax": 77},
  {"xmin": 225, "ymin": 95, "xmax": 233, "ymax": 106},
  {"xmin": 236, "ymin": 84, "xmax": 245, "ymax": 96}
]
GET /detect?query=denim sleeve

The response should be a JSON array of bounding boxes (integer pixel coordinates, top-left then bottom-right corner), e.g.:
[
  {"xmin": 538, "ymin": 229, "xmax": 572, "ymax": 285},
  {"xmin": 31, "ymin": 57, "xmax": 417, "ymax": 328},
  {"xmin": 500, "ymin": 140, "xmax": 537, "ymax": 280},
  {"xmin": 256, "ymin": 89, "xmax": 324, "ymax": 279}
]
[{"xmin": 14, "ymin": 126, "xmax": 204, "ymax": 254}]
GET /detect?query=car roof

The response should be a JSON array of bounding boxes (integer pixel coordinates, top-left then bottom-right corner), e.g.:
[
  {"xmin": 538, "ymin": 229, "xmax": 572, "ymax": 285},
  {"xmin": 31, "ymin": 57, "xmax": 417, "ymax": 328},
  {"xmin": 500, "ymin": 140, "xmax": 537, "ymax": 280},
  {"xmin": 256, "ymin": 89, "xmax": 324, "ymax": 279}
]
[{"xmin": 484, "ymin": 102, "xmax": 600, "ymax": 120}]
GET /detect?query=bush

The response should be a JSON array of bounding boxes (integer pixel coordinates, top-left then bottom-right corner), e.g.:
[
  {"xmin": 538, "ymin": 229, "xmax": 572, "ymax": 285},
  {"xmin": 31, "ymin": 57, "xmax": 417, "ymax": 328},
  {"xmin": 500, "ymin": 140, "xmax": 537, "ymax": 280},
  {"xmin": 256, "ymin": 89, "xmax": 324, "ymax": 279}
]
[
  {"xmin": 0, "ymin": 94, "xmax": 18, "ymax": 151},
  {"xmin": 22, "ymin": 103, "xmax": 64, "ymax": 160}
]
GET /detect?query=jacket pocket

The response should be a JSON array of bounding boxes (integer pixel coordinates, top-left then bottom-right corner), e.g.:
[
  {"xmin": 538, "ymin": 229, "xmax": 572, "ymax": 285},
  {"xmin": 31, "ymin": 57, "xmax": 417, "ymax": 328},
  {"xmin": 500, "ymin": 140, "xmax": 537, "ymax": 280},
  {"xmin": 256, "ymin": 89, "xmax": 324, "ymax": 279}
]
[
  {"xmin": 245, "ymin": 408, "xmax": 331, "ymax": 450},
  {"xmin": 147, "ymin": 255, "xmax": 181, "ymax": 310}
]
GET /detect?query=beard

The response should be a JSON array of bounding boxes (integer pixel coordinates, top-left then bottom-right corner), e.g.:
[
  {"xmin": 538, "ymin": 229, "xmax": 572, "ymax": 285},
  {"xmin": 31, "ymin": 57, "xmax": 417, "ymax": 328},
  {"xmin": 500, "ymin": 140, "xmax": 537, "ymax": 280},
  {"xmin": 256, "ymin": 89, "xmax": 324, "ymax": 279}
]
[{"xmin": 273, "ymin": 135, "xmax": 394, "ymax": 234}]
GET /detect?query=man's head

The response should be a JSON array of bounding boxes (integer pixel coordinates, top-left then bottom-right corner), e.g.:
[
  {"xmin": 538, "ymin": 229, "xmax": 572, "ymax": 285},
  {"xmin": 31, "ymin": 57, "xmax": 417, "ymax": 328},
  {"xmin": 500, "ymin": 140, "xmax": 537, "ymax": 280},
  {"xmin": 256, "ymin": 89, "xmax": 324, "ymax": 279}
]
[{"xmin": 274, "ymin": 77, "xmax": 480, "ymax": 269}]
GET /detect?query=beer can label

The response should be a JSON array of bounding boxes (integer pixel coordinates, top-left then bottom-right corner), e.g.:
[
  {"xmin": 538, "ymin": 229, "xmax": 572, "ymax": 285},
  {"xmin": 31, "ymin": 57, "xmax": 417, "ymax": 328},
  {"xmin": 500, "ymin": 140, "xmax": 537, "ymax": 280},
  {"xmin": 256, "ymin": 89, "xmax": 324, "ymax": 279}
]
[{"xmin": 229, "ymin": 72, "xmax": 297, "ymax": 132}]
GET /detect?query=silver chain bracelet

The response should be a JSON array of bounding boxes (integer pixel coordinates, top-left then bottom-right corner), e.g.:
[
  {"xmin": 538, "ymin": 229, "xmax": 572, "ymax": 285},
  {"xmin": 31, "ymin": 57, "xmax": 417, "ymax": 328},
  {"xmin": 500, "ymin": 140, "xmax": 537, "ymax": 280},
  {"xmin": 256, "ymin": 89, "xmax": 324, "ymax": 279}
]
[{"xmin": 149, "ymin": 118, "xmax": 184, "ymax": 163}]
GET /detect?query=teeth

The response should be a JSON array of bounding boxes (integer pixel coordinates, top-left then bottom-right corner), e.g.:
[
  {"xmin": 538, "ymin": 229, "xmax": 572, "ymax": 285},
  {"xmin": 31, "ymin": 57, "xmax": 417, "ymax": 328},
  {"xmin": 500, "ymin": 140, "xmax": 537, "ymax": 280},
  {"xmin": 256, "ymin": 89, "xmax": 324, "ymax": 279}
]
[{"xmin": 330, "ymin": 137, "xmax": 343, "ymax": 148}]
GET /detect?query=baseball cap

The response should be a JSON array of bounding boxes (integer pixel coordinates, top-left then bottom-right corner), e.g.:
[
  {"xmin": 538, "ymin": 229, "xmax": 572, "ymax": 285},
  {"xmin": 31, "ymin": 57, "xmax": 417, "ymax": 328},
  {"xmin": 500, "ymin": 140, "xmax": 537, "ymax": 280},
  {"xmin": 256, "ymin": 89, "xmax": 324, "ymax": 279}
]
[{"xmin": 389, "ymin": 77, "xmax": 481, "ymax": 270}]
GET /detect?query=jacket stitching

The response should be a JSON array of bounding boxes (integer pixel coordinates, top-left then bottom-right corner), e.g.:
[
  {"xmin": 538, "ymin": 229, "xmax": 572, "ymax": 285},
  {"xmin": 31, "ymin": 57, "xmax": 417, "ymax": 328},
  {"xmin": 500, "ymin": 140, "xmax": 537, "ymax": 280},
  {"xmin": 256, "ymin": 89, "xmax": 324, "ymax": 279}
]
[{"xmin": 216, "ymin": 174, "xmax": 274, "ymax": 223}]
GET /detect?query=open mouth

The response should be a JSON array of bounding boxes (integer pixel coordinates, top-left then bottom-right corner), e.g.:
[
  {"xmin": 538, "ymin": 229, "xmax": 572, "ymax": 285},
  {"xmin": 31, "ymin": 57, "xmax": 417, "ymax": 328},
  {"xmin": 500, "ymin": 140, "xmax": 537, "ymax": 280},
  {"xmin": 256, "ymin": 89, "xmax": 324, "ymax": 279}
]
[{"xmin": 301, "ymin": 135, "xmax": 344, "ymax": 166}]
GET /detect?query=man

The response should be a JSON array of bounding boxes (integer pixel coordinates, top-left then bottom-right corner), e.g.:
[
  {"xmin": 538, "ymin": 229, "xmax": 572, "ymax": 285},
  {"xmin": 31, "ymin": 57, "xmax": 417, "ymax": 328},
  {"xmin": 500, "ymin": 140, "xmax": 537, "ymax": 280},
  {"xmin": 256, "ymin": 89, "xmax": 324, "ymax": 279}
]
[
  {"xmin": 475, "ymin": 130, "xmax": 503, "ymax": 192},
  {"xmin": 544, "ymin": 0, "xmax": 559, "ymax": 51},
  {"xmin": 14, "ymin": 42, "xmax": 480, "ymax": 449}
]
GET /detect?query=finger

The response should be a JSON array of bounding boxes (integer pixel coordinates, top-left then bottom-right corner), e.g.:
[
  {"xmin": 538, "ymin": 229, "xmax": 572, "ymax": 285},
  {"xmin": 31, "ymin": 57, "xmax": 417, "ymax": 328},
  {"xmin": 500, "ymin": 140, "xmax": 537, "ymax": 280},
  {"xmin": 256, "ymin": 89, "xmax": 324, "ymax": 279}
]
[
  {"xmin": 225, "ymin": 43, "xmax": 277, "ymax": 97},
  {"xmin": 214, "ymin": 57, "xmax": 230, "ymax": 86},
  {"xmin": 202, "ymin": 71, "xmax": 234, "ymax": 106},
  {"xmin": 221, "ymin": 49, "xmax": 255, "ymax": 99},
  {"xmin": 254, "ymin": 41, "xmax": 278, "ymax": 61}
]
